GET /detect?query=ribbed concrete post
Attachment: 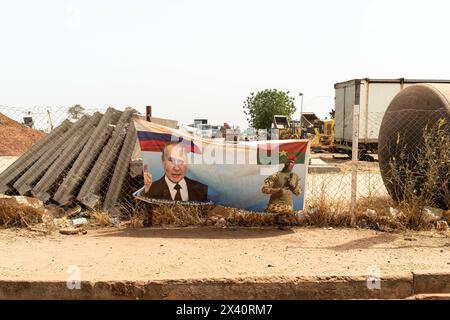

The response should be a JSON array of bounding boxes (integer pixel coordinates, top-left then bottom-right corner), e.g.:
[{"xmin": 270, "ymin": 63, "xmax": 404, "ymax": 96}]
[
  {"xmin": 53, "ymin": 108, "xmax": 122, "ymax": 205},
  {"xmin": 103, "ymin": 120, "xmax": 137, "ymax": 214},
  {"xmin": 13, "ymin": 115, "xmax": 91, "ymax": 195},
  {"xmin": 31, "ymin": 113, "xmax": 102, "ymax": 202}
]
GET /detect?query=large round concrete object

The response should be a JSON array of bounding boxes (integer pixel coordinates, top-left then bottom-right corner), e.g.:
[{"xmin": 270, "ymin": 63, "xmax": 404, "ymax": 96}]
[{"xmin": 379, "ymin": 84, "xmax": 450, "ymax": 209}]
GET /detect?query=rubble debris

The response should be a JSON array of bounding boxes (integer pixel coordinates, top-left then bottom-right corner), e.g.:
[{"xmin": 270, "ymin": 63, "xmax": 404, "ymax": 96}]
[
  {"xmin": 72, "ymin": 217, "xmax": 88, "ymax": 227},
  {"xmin": 206, "ymin": 216, "xmax": 219, "ymax": 226},
  {"xmin": 0, "ymin": 194, "xmax": 45, "ymax": 210},
  {"xmin": 0, "ymin": 195, "xmax": 46, "ymax": 227},
  {"xmin": 28, "ymin": 226, "xmax": 51, "ymax": 234},
  {"xmin": 65, "ymin": 205, "xmax": 82, "ymax": 219},
  {"xmin": 59, "ymin": 227, "xmax": 81, "ymax": 235},
  {"xmin": 442, "ymin": 210, "xmax": 450, "ymax": 222},
  {"xmin": 296, "ymin": 211, "xmax": 306, "ymax": 220},
  {"xmin": 45, "ymin": 204, "xmax": 65, "ymax": 218},
  {"xmin": 53, "ymin": 217, "xmax": 71, "ymax": 229},
  {"xmin": 306, "ymin": 208, "xmax": 319, "ymax": 216},
  {"xmin": 111, "ymin": 216, "xmax": 119, "ymax": 225},
  {"xmin": 207, "ymin": 205, "xmax": 234, "ymax": 219},
  {"xmin": 364, "ymin": 209, "xmax": 377, "ymax": 218},
  {"xmin": 436, "ymin": 221, "xmax": 448, "ymax": 232},
  {"xmin": 389, "ymin": 207, "xmax": 403, "ymax": 218},
  {"xmin": 214, "ymin": 218, "xmax": 227, "ymax": 228},
  {"xmin": 423, "ymin": 207, "xmax": 443, "ymax": 222}
]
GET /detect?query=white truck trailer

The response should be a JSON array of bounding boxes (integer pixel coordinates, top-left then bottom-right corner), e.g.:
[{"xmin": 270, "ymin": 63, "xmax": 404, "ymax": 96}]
[{"xmin": 333, "ymin": 78, "xmax": 450, "ymax": 157}]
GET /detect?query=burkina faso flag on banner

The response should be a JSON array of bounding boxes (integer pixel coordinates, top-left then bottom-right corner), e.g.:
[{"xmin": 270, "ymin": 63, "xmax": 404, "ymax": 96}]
[{"xmin": 257, "ymin": 141, "xmax": 308, "ymax": 165}]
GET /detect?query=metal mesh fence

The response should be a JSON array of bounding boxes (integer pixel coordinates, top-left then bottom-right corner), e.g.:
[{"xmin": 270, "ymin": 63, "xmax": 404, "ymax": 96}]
[
  {"xmin": 356, "ymin": 111, "xmax": 388, "ymax": 200},
  {"xmin": 0, "ymin": 104, "xmax": 448, "ymax": 225},
  {"xmin": 305, "ymin": 106, "xmax": 449, "ymax": 220}
]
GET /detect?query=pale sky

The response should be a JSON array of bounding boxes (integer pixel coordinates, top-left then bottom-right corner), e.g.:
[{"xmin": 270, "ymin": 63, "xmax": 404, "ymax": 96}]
[{"xmin": 1, "ymin": 0, "xmax": 450, "ymax": 129}]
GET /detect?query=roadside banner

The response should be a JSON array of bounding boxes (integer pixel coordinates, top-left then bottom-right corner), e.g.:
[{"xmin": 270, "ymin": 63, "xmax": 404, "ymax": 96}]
[{"xmin": 134, "ymin": 119, "xmax": 310, "ymax": 211}]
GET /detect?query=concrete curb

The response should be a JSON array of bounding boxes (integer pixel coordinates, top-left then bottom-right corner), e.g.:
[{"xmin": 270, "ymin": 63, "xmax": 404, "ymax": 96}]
[
  {"xmin": 0, "ymin": 273, "xmax": 448, "ymax": 300},
  {"xmin": 413, "ymin": 272, "xmax": 450, "ymax": 295}
]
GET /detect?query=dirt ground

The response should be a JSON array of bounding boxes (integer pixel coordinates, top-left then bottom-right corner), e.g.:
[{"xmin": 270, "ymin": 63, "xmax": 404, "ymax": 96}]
[
  {"xmin": 0, "ymin": 226, "xmax": 448, "ymax": 282},
  {"xmin": 0, "ymin": 113, "xmax": 46, "ymax": 156}
]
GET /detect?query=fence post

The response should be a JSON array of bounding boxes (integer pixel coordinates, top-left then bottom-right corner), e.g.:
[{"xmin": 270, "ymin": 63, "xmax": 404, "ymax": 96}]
[
  {"xmin": 146, "ymin": 106, "xmax": 152, "ymax": 121},
  {"xmin": 47, "ymin": 110, "xmax": 54, "ymax": 132},
  {"xmin": 351, "ymin": 104, "xmax": 360, "ymax": 226}
]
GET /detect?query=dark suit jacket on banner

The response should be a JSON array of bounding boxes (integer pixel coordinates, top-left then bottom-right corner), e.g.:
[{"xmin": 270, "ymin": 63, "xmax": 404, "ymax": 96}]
[{"xmin": 144, "ymin": 176, "xmax": 208, "ymax": 202}]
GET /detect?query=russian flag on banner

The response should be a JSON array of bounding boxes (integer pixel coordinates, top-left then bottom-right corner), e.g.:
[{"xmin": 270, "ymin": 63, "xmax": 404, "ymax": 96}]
[{"xmin": 137, "ymin": 131, "xmax": 202, "ymax": 154}]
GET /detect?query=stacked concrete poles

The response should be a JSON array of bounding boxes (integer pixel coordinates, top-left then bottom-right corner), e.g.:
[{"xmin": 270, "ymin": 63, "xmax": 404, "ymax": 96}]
[
  {"xmin": 31, "ymin": 112, "xmax": 103, "ymax": 203},
  {"xmin": 77, "ymin": 108, "xmax": 137, "ymax": 210},
  {"xmin": 0, "ymin": 120, "xmax": 73, "ymax": 194},
  {"xmin": 0, "ymin": 106, "xmax": 142, "ymax": 215},
  {"xmin": 53, "ymin": 108, "xmax": 122, "ymax": 205},
  {"xmin": 13, "ymin": 115, "xmax": 93, "ymax": 195}
]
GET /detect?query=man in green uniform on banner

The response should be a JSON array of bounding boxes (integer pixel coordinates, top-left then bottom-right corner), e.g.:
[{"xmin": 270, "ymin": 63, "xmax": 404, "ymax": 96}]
[{"xmin": 262, "ymin": 155, "xmax": 301, "ymax": 225}]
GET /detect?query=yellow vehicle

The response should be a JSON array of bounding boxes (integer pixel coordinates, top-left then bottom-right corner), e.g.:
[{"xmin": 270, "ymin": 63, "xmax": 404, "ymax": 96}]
[
  {"xmin": 272, "ymin": 115, "xmax": 301, "ymax": 139},
  {"xmin": 311, "ymin": 119, "xmax": 334, "ymax": 150}
]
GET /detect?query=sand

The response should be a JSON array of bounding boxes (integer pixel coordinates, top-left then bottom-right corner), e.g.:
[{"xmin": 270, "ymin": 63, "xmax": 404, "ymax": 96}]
[
  {"xmin": 0, "ymin": 226, "xmax": 448, "ymax": 282},
  {"xmin": 0, "ymin": 113, "xmax": 46, "ymax": 156}
]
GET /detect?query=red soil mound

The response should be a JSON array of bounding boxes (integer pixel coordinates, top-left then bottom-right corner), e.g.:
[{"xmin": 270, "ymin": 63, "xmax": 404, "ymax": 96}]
[{"xmin": 0, "ymin": 113, "xmax": 47, "ymax": 156}]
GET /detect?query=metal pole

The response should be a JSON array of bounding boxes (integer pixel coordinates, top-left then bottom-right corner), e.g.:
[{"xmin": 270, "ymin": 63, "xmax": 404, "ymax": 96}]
[
  {"xmin": 47, "ymin": 110, "xmax": 54, "ymax": 132},
  {"xmin": 146, "ymin": 106, "xmax": 152, "ymax": 121},
  {"xmin": 351, "ymin": 104, "xmax": 360, "ymax": 226},
  {"xmin": 299, "ymin": 93, "xmax": 303, "ymax": 138}
]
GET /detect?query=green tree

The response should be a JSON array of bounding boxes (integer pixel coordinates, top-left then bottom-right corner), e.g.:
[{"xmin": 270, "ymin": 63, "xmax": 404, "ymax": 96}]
[
  {"xmin": 243, "ymin": 89, "xmax": 296, "ymax": 130},
  {"xmin": 68, "ymin": 104, "xmax": 85, "ymax": 120}
]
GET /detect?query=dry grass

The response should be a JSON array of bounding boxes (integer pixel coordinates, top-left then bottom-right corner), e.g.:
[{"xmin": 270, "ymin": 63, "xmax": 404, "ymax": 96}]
[
  {"xmin": 0, "ymin": 202, "xmax": 45, "ymax": 228},
  {"xmin": 152, "ymin": 203, "xmax": 213, "ymax": 227},
  {"xmin": 1, "ymin": 197, "xmax": 438, "ymax": 232},
  {"xmin": 227, "ymin": 210, "xmax": 277, "ymax": 227},
  {"xmin": 382, "ymin": 119, "xmax": 449, "ymax": 230},
  {"xmin": 90, "ymin": 210, "xmax": 112, "ymax": 227},
  {"xmin": 397, "ymin": 204, "xmax": 434, "ymax": 231},
  {"xmin": 387, "ymin": 119, "xmax": 449, "ymax": 209},
  {"xmin": 304, "ymin": 170, "xmax": 352, "ymax": 227},
  {"xmin": 129, "ymin": 210, "xmax": 146, "ymax": 228},
  {"xmin": 117, "ymin": 196, "xmax": 438, "ymax": 231},
  {"xmin": 299, "ymin": 194, "xmax": 438, "ymax": 231},
  {"xmin": 305, "ymin": 195, "xmax": 351, "ymax": 227},
  {"xmin": 117, "ymin": 200, "xmax": 147, "ymax": 228}
]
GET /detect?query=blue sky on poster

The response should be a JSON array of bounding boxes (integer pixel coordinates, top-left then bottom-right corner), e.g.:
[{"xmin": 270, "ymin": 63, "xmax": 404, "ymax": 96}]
[{"xmin": 1, "ymin": 0, "xmax": 450, "ymax": 129}]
